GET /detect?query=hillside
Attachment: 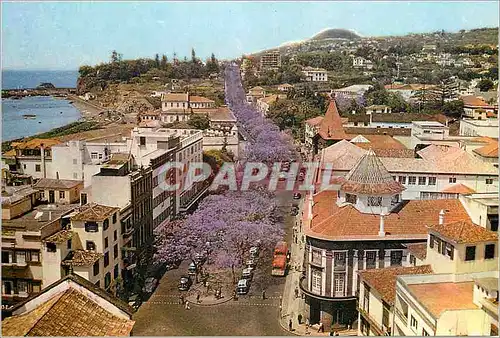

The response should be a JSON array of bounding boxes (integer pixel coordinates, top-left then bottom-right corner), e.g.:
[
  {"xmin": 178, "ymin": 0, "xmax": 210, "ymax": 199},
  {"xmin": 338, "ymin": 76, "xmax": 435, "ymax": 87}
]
[{"xmin": 311, "ymin": 28, "xmax": 361, "ymax": 41}]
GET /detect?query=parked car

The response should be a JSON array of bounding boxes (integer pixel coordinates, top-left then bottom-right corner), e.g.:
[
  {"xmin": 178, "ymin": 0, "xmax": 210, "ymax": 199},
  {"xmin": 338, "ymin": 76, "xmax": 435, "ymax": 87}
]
[
  {"xmin": 246, "ymin": 259, "xmax": 256, "ymax": 270},
  {"xmin": 236, "ymin": 279, "xmax": 250, "ymax": 295},
  {"xmin": 188, "ymin": 262, "xmax": 197, "ymax": 276},
  {"xmin": 290, "ymin": 208, "xmax": 299, "ymax": 216},
  {"xmin": 278, "ymin": 172, "xmax": 287, "ymax": 181},
  {"xmin": 298, "ymin": 172, "xmax": 305, "ymax": 181},
  {"xmin": 293, "ymin": 192, "xmax": 302, "ymax": 199},
  {"xmin": 194, "ymin": 252, "xmax": 206, "ymax": 265},
  {"xmin": 249, "ymin": 246, "xmax": 259, "ymax": 258},
  {"xmin": 178, "ymin": 276, "xmax": 192, "ymax": 291},
  {"xmin": 242, "ymin": 267, "xmax": 254, "ymax": 281},
  {"xmin": 142, "ymin": 277, "xmax": 158, "ymax": 294}
]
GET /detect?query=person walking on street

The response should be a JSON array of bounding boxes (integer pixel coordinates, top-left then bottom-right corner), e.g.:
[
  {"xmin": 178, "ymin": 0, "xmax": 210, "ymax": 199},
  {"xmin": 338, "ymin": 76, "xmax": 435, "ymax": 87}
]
[
  {"xmin": 294, "ymin": 287, "xmax": 299, "ymax": 298},
  {"xmin": 196, "ymin": 293, "xmax": 201, "ymax": 303},
  {"xmin": 233, "ymin": 290, "xmax": 238, "ymax": 301},
  {"xmin": 184, "ymin": 300, "xmax": 190, "ymax": 310},
  {"xmin": 289, "ymin": 319, "xmax": 293, "ymax": 331},
  {"xmin": 262, "ymin": 289, "xmax": 266, "ymax": 300},
  {"xmin": 298, "ymin": 313, "xmax": 302, "ymax": 324},
  {"xmin": 179, "ymin": 294, "xmax": 184, "ymax": 305}
]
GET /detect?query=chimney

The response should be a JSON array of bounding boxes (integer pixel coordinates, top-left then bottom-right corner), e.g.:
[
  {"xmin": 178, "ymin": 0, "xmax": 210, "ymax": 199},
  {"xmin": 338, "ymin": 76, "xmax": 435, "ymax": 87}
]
[
  {"xmin": 439, "ymin": 209, "xmax": 445, "ymax": 225},
  {"xmin": 378, "ymin": 212, "xmax": 385, "ymax": 237}
]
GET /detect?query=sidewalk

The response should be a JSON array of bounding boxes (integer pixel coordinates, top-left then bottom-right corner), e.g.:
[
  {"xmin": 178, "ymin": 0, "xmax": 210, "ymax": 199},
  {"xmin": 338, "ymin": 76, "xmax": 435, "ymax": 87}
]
[{"xmin": 184, "ymin": 281, "xmax": 233, "ymax": 306}]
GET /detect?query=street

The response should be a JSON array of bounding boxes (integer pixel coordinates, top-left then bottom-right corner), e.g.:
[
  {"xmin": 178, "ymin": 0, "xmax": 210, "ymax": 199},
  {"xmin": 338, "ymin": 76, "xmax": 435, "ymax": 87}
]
[{"xmin": 132, "ymin": 190, "xmax": 295, "ymax": 336}]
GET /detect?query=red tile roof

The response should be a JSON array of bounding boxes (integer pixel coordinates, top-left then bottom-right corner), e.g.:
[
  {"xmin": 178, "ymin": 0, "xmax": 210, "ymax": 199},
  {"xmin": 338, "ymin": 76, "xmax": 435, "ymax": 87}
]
[
  {"xmin": 318, "ymin": 100, "xmax": 348, "ymax": 140},
  {"xmin": 305, "ymin": 116, "xmax": 324, "ymax": 127},
  {"xmin": 429, "ymin": 220, "xmax": 498, "ymax": 244},
  {"xmin": 408, "ymin": 282, "xmax": 477, "ymax": 318},
  {"xmin": 306, "ymin": 192, "xmax": 471, "ymax": 240},
  {"xmin": 462, "ymin": 95, "xmax": 493, "ymax": 108},
  {"xmin": 473, "ymin": 139, "xmax": 498, "ymax": 158},
  {"xmin": 359, "ymin": 265, "xmax": 433, "ymax": 305},
  {"xmin": 189, "ymin": 95, "xmax": 215, "ymax": 103},
  {"xmin": 339, "ymin": 149, "xmax": 405, "ymax": 195},
  {"xmin": 441, "ymin": 183, "xmax": 476, "ymax": 194},
  {"xmin": 405, "ymin": 243, "xmax": 428, "ymax": 260}
]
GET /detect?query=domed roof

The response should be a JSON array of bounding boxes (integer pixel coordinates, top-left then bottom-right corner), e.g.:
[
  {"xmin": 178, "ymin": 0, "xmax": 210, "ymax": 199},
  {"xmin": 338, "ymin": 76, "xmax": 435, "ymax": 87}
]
[{"xmin": 340, "ymin": 148, "xmax": 405, "ymax": 195}]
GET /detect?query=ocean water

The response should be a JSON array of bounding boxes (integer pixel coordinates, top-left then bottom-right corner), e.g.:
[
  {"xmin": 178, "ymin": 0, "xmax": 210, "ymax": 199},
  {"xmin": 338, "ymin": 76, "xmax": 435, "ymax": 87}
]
[
  {"xmin": 2, "ymin": 96, "xmax": 82, "ymax": 141},
  {"xmin": 2, "ymin": 70, "xmax": 79, "ymax": 89}
]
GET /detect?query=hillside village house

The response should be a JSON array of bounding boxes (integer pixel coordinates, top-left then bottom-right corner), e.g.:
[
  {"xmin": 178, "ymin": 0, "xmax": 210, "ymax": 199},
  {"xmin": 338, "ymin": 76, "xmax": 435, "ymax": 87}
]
[
  {"xmin": 300, "ymin": 149, "xmax": 475, "ymax": 329},
  {"xmin": 2, "ymin": 274, "xmax": 135, "ymax": 336},
  {"xmin": 278, "ymin": 83, "xmax": 294, "ymax": 92},
  {"xmin": 365, "ymin": 105, "xmax": 392, "ymax": 115},
  {"xmin": 332, "ymin": 84, "xmax": 373, "ymax": 100},
  {"xmin": 319, "ymin": 141, "xmax": 498, "ymax": 200},
  {"xmin": 33, "ymin": 178, "xmax": 83, "ymax": 204},
  {"xmin": 302, "ymin": 67, "xmax": 328, "ymax": 82},
  {"xmin": 353, "ymin": 57, "xmax": 373, "ymax": 70},
  {"xmin": 246, "ymin": 86, "xmax": 266, "ymax": 103},
  {"xmin": 256, "ymin": 94, "xmax": 286, "ymax": 117},
  {"xmin": 160, "ymin": 92, "xmax": 216, "ymax": 123},
  {"xmin": 384, "ymin": 84, "xmax": 436, "ymax": 102},
  {"xmin": 461, "ymin": 137, "xmax": 499, "ymax": 166},
  {"xmin": 461, "ymin": 95, "xmax": 498, "ymax": 120},
  {"xmin": 1, "ymin": 185, "xmax": 38, "ymax": 220}
]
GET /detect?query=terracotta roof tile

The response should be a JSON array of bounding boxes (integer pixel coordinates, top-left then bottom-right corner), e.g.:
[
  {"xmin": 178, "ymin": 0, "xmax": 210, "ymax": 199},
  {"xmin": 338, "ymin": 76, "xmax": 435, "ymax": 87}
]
[
  {"xmin": 339, "ymin": 149, "xmax": 405, "ymax": 195},
  {"xmin": 405, "ymin": 243, "xmax": 428, "ymax": 260},
  {"xmin": 62, "ymin": 250, "xmax": 103, "ymax": 266},
  {"xmin": 462, "ymin": 95, "xmax": 492, "ymax": 108},
  {"xmin": 318, "ymin": 100, "xmax": 348, "ymax": 140},
  {"xmin": 305, "ymin": 116, "xmax": 324, "ymax": 127},
  {"xmin": 473, "ymin": 141, "xmax": 498, "ymax": 158},
  {"xmin": 307, "ymin": 192, "xmax": 471, "ymax": 240},
  {"xmin": 71, "ymin": 203, "xmax": 119, "ymax": 222},
  {"xmin": 161, "ymin": 93, "xmax": 189, "ymax": 101},
  {"xmin": 441, "ymin": 183, "xmax": 476, "ymax": 194},
  {"xmin": 189, "ymin": 95, "xmax": 214, "ymax": 103},
  {"xmin": 33, "ymin": 178, "xmax": 83, "ymax": 190},
  {"xmin": 12, "ymin": 138, "xmax": 62, "ymax": 150},
  {"xmin": 344, "ymin": 127, "xmax": 411, "ymax": 136},
  {"xmin": 43, "ymin": 230, "xmax": 75, "ymax": 244},
  {"xmin": 408, "ymin": 282, "xmax": 477, "ymax": 318},
  {"xmin": 359, "ymin": 265, "xmax": 433, "ymax": 305},
  {"xmin": 352, "ymin": 134, "xmax": 407, "ymax": 150},
  {"xmin": 429, "ymin": 220, "xmax": 498, "ymax": 244},
  {"xmin": 2, "ymin": 288, "xmax": 134, "ymax": 336}
]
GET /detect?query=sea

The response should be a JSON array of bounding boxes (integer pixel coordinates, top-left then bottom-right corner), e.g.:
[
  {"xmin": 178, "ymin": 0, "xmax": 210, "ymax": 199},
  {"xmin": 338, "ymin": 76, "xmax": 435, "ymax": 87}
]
[{"xmin": 2, "ymin": 70, "xmax": 82, "ymax": 142}]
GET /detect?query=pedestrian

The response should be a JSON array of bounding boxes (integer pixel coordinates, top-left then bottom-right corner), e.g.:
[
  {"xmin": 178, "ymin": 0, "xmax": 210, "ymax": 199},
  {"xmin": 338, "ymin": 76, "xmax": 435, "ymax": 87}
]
[
  {"xmin": 179, "ymin": 294, "xmax": 184, "ymax": 305},
  {"xmin": 305, "ymin": 318, "xmax": 310, "ymax": 333},
  {"xmin": 318, "ymin": 322, "xmax": 324, "ymax": 333},
  {"xmin": 298, "ymin": 313, "xmax": 302, "ymax": 324},
  {"xmin": 184, "ymin": 300, "xmax": 190, "ymax": 310},
  {"xmin": 262, "ymin": 289, "xmax": 266, "ymax": 300},
  {"xmin": 289, "ymin": 319, "xmax": 293, "ymax": 331},
  {"xmin": 196, "ymin": 293, "xmax": 201, "ymax": 303},
  {"xmin": 294, "ymin": 287, "xmax": 299, "ymax": 298},
  {"xmin": 330, "ymin": 331, "xmax": 334, "ymax": 336},
  {"xmin": 295, "ymin": 236, "xmax": 298, "ymax": 244},
  {"xmin": 233, "ymin": 290, "xmax": 238, "ymax": 301},
  {"xmin": 335, "ymin": 331, "xmax": 339, "ymax": 336}
]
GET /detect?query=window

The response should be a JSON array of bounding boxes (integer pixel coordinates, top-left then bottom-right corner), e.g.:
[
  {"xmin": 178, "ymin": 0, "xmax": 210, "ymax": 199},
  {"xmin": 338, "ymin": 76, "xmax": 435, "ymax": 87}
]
[
  {"xmin": 85, "ymin": 222, "xmax": 98, "ymax": 232},
  {"xmin": 334, "ymin": 273, "xmax": 345, "ymax": 296},
  {"xmin": 140, "ymin": 137, "xmax": 146, "ymax": 146},
  {"xmin": 35, "ymin": 164, "xmax": 41, "ymax": 172},
  {"xmin": 114, "ymin": 264, "xmax": 119, "ymax": 279},
  {"xmin": 486, "ymin": 178, "xmax": 494, "ymax": 185},
  {"xmin": 311, "ymin": 268, "xmax": 322, "ymax": 294},
  {"xmin": 81, "ymin": 193, "xmax": 88, "ymax": 205},
  {"xmin": 446, "ymin": 243, "xmax": 454, "ymax": 260},
  {"xmin": 485, "ymin": 244, "xmax": 495, "ymax": 259},
  {"xmin": 408, "ymin": 176, "xmax": 417, "ymax": 185},
  {"xmin": 390, "ymin": 250, "xmax": 403, "ymax": 266},
  {"xmin": 418, "ymin": 177, "xmax": 426, "ymax": 185},
  {"xmin": 95, "ymin": 280, "xmax": 100, "ymax": 288},
  {"xmin": 23, "ymin": 164, "xmax": 26, "ymax": 169},
  {"xmin": 3, "ymin": 281, "xmax": 14, "ymax": 295},
  {"xmin": 73, "ymin": 173, "xmax": 78, "ymax": 179},
  {"xmin": 428, "ymin": 177, "xmax": 437, "ymax": 185},
  {"xmin": 465, "ymin": 246, "xmax": 476, "ymax": 261},
  {"xmin": 449, "ymin": 177, "xmax": 457, "ymax": 183},
  {"xmin": 422, "ymin": 329, "xmax": 430, "ymax": 336},
  {"xmin": 114, "ymin": 244, "xmax": 118, "ymax": 259},
  {"xmin": 399, "ymin": 176, "xmax": 407, "ymax": 184},
  {"xmin": 46, "ymin": 243, "xmax": 57, "ymax": 252},
  {"xmin": 312, "ymin": 249, "xmax": 322, "ymax": 265},
  {"xmin": 334, "ymin": 252, "xmax": 346, "ymax": 270},
  {"xmin": 59, "ymin": 191, "xmax": 65, "ymax": 199},
  {"xmin": 410, "ymin": 254, "xmax": 416, "ymax": 266},
  {"xmin": 16, "ymin": 252, "xmax": 26, "ymax": 265},
  {"xmin": 2, "ymin": 251, "xmax": 11, "ymax": 264},
  {"xmin": 363, "ymin": 283, "xmax": 370, "ymax": 311},
  {"xmin": 367, "ymin": 196, "xmax": 382, "ymax": 206},
  {"xmin": 83, "ymin": 240, "xmax": 96, "ymax": 251},
  {"xmin": 366, "ymin": 251, "xmax": 377, "ymax": 269},
  {"xmin": 91, "ymin": 152, "xmax": 98, "ymax": 159},
  {"xmin": 103, "ymin": 219, "xmax": 109, "ymax": 231},
  {"xmin": 73, "ymin": 159, "xmax": 77, "ymax": 165},
  {"xmin": 410, "ymin": 315, "xmax": 418, "ymax": 330},
  {"xmin": 114, "ymin": 230, "xmax": 117, "ymax": 241},
  {"xmin": 30, "ymin": 251, "xmax": 40, "ymax": 262},
  {"xmin": 93, "ymin": 261, "xmax": 100, "ymax": 276},
  {"xmin": 104, "ymin": 237, "xmax": 109, "ymax": 249},
  {"xmin": 112, "ymin": 213, "xmax": 117, "ymax": 224},
  {"xmin": 104, "ymin": 252, "xmax": 110, "ymax": 267},
  {"xmin": 345, "ymin": 193, "xmax": 357, "ymax": 204},
  {"xmin": 67, "ymin": 239, "xmax": 72, "ymax": 250},
  {"xmin": 104, "ymin": 272, "xmax": 111, "ymax": 289}
]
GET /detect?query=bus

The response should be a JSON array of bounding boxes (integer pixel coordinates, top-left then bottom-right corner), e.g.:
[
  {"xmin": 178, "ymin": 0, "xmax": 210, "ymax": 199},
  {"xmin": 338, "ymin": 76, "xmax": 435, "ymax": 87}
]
[{"xmin": 271, "ymin": 241, "xmax": 289, "ymax": 276}]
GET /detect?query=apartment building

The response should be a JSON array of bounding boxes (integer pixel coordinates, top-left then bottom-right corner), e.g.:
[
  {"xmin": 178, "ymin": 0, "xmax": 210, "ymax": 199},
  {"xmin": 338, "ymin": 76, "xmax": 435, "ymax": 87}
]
[
  {"xmin": 302, "ymin": 67, "xmax": 328, "ymax": 82},
  {"xmin": 320, "ymin": 140, "xmax": 498, "ymax": 200},
  {"xmin": 42, "ymin": 203, "xmax": 122, "ymax": 292},
  {"xmin": 2, "ymin": 202, "xmax": 78, "ymax": 309},
  {"xmin": 299, "ymin": 149, "xmax": 473, "ymax": 329},
  {"xmin": 357, "ymin": 194, "xmax": 498, "ymax": 336},
  {"xmin": 259, "ymin": 50, "xmax": 281, "ymax": 70}
]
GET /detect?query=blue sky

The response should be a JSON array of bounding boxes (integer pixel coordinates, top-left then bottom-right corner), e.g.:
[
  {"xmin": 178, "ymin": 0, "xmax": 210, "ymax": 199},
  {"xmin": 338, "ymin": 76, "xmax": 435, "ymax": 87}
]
[{"xmin": 2, "ymin": 1, "xmax": 498, "ymax": 70}]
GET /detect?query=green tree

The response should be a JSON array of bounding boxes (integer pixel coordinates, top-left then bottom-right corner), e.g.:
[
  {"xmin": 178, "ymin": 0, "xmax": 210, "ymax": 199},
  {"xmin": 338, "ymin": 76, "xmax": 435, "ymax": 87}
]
[
  {"xmin": 160, "ymin": 54, "xmax": 168, "ymax": 70},
  {"xmin": 110, "ymin": 50, "xmax": 122, "ymax": 63},
  {"xmin": 191, "ymin": 48, "xmax": 197, "ymax": 63},
  {"xmin": 443, "ymin": 100, "xmax": 464, "ymax": 118},
  {"xmin": 477, "ymin": 79, "xmax": 494, "ymax": 92},
  {"xmin": 154, "ymin": 53, "xmax": 160, "ymax": 68},
  {"xmin": 187, "ymin": 114, "xmax": 210, "ymax": 130}
]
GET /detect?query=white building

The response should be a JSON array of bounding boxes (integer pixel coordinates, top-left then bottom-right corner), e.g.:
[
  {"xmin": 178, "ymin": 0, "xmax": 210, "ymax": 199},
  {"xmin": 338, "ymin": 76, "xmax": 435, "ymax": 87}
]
[
  {"xmin": 302, "ymin": 67, "xmax": 328, "ymax": 82},
  {"xmin": 460, "ymin": 119, "xmax": 499, "ymax": 138},
  {"xmin": 353, "ymin": 57, "xmax": 373, "ymax": 69},
  {"xmin": 332, "ymin": 84, "xmax": 372, "ymax": 100}
]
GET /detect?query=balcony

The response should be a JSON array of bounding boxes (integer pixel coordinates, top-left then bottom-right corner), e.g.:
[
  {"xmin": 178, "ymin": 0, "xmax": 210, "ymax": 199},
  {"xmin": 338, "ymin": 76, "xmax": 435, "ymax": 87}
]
[
  {"xmin": 358, "ymin": 306, "xmax": 384, "ymax": 336},
  {"xmin": 395, "ymin": 307, "xmax": 408, "ymax": 326},
  {"xmin": 122, "ymin": 227, "xmax": 135, "ymax": 238},
  {"xmin": 2, "ymin": 261, "xmax": 28, "ymax": 268}
]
